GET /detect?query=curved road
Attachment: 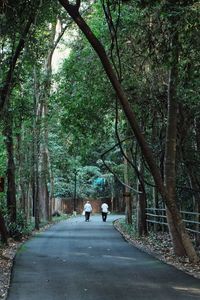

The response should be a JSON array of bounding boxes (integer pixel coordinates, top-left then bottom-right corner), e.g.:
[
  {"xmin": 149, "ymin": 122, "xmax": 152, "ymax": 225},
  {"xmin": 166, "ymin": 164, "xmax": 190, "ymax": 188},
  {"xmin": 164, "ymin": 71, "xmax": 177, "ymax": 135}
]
[{"xmin": 7, "ymin": 215, "xmax": 200, "ymax": 300}]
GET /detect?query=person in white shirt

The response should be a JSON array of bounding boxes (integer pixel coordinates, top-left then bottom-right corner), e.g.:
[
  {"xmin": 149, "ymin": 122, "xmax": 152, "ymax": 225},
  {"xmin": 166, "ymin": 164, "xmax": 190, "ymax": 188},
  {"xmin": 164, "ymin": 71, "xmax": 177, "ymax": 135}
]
[
  {"xmin": 84, "ymin": 201, "xmax": 92, "ymax": 222},
  {"xmin": 101, "ymin": 202, "xmax": 109, "ymax": 222}
]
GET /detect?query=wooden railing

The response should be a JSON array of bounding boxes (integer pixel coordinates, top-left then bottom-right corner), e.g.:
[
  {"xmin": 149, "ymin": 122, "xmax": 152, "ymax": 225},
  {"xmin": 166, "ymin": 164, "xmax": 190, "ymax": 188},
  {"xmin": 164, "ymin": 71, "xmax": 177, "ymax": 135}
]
[{"xmin": 146, "ymin": 208, "xmax": 200, "ymax": 234}]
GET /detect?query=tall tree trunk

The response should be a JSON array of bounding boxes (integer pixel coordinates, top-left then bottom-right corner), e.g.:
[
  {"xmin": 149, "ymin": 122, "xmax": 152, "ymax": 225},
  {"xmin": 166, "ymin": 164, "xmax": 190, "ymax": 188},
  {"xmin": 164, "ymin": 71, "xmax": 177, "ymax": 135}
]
[
  {"xmin": 33, "ymin": 68, "xmax": 42, "ymax": 230},
  {"xmin": 16, "ymin": 125, "xmax": 28, "ymax": 217},
  {"xmin": 0, "ymin": 0, "xmax": 41, "ymax": 113},
  {"xmin": 188, "ymin": 117, "xmax": 200, "ymax": 246},
  {"xmin": 33, "ymin": 122, "xmax": 40, "ymax": 230},
  {"xmin": 194, "ymin": 117, "xmax": 200, "ymax": 245},
  {"xmin": 124, "ymin": 151, "xmax": 132, "ymax": 225},
  {"xmin": 187, "ymin": 168, "xmax": 200, "ymax": 247},
  {"xmin": 151, "ymin": 110, "xmax": 160, "ymax": 231},
  {"xmin": 164, "ymin": 57, "xmax": 186, "ymax": 256},
  {"xmin": 137, "ymin": 184, "xmax": 147, "ymax": 236},
  {"xmin": 137, "ymin": 160, "xmax": 147, "ymax": 236},
  {"xmin": 27, "ymin": 182, "xmax": 32, "ymax": 222},
  {"xmin": 39, "ymin": 18, "xmax": 63, "ymax": 221},
  {"xmin": 39, "ymin": 64, "xmax": 52, "ymax": 221},
  {"xmin": 48, "ymin": 157, "xmax": 55, "ymax": 219},
  {"xmin": 58, "ymin": 0, "xmax": 198, "ymax": 262},
  {"xmin": 0, "ymin": 1, "xmax": 41, "ymax": 233},
  {"xmin": 181, "ymin": 125, "xmax": 200, "ymax": 247},
  {"xmin": 163, "ymin": 6, "xmax": 193, "ymax": 255},
  {"xmin": 4, "ymin": 113, "xmax": 17, "ymax": 224},
  {"xmin": 0, "ymin": 209, "xmax": 8, "ymax": 244}
]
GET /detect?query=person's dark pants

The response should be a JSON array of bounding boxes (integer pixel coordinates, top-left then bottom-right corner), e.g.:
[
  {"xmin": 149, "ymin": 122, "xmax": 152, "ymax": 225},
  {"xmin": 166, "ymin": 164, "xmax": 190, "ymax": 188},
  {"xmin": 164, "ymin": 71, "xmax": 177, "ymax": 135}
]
[
  {"xmin": 102, "ymin": 212, "xmax": 107, "ymax": 222},
  {"xmin": 85, "ymin": 212, "xmax": 90, "ymax": 221}
]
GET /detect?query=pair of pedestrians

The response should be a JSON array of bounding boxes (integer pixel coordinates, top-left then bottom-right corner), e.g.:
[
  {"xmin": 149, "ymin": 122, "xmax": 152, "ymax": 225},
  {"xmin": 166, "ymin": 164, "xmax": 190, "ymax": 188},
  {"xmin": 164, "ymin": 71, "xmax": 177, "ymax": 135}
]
[{"xmin": 83, "ymin": 201, "xmax": 109, "ymax": 222}]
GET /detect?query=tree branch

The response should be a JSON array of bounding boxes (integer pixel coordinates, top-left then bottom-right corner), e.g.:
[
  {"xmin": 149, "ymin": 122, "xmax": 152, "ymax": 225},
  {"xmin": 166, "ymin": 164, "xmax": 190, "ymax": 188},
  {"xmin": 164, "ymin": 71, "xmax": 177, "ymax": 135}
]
[{"xmin": 0, "ymin": 1, "xmax": 41, "ymax": 113}]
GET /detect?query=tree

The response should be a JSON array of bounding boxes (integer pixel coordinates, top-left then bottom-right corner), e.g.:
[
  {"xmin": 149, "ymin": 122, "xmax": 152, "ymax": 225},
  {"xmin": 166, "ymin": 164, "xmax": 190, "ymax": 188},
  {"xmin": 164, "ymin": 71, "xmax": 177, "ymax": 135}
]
[
  {"xmin": 0, "ymin": 210, "xmax": 7, "ymax": 244},
  {"xmin": 0, "ymin": 0, "xmax": 199, "ymax": 262},
  {"xmin": 58, "ymin": 0, "xmax": 198, "ymax": 262},
  {"xmin": 0, "ymin": 0, "xmax": 42, "ymax": 235},
  {"xmin": 0, "ymin": 0, "xmax": 41, "ymax": 113}
]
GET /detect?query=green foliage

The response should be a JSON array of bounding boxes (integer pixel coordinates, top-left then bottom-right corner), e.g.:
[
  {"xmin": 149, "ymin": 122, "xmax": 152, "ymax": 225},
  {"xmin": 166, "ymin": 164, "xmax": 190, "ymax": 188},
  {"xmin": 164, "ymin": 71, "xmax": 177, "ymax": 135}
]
[
  {"xmin": 0, "ymin": 134, "xmax": 6, "ymax": 175},
  {"xmin": 52, "ymin": 213, "xmax": 70, "ymax": 222},
  {"xmin": 0, "ymin": 0, "xmax": 199, "ymax": 237},
  {"xmin": 7, "ymin": 211, "xmax": 34, "ymax": 240},
  {"xmin": 0, "ymin": 133, "xmax": 6, "ymax": 211},
  {"xmin": 118, "ymin": 216, "xmax": 137, "ymax": 237}
]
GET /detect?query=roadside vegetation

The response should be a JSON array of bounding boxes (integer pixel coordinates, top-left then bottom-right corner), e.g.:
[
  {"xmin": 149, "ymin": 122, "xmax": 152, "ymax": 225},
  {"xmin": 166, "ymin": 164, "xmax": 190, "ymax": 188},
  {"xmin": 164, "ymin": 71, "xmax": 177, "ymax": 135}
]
[
  {"xmin": 0, "ymin": 212, "xmax": 69, "ymax": 299},
  {"xmin": 114, "ymin": 218, "xmax": 200, "ymax": 279}
]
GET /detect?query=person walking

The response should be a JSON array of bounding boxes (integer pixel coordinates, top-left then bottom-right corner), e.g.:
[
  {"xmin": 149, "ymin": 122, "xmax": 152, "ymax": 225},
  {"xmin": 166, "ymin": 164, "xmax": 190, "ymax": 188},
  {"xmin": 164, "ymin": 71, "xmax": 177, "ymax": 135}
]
[
  {"xmin": 101, "ymin": 202, "xmax": 109, "ymax": 222},
  {"xmin": 84, "ymin": 201, "xmax": 92, "ymax": 222}
]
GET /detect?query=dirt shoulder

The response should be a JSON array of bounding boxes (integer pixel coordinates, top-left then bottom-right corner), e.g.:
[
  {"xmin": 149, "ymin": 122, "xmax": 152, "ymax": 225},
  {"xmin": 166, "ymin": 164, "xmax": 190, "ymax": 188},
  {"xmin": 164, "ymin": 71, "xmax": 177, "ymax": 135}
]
[
  {"xmin": 114, "ymin": 219, "xmax": 200, "ymax": 280},
  {"xmin": 0, "ymin": 215, "xmax": 69, "ymax": 299},
  {"xmin": 0, "ymin": 239, "xmax": 22, "ymax": 300},
  {"xmin": 0, "ymin": 224, "xmax": 54, "ymax": 300}
]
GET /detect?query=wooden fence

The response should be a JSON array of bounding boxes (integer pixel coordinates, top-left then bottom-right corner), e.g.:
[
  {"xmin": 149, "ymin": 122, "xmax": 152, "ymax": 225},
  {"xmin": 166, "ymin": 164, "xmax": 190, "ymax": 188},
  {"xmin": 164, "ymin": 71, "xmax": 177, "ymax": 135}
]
[{"xmin": 146, "ymin": 208, "xmax": 200, "ymax": 234}]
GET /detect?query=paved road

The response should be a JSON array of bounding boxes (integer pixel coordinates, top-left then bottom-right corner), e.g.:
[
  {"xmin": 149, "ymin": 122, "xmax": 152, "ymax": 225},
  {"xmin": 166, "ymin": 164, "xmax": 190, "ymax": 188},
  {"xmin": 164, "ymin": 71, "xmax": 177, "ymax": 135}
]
[{"xmin": 7, "ymin": 215, "xmax": 200, "ymax": 300}]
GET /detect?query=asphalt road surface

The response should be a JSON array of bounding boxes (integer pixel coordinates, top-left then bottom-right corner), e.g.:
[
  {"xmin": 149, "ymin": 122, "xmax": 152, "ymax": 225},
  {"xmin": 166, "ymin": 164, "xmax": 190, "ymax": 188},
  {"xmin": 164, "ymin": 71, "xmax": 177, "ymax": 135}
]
[{"xmin": 7, "ymin": 215, "xmax": 200, "ymax": 300}]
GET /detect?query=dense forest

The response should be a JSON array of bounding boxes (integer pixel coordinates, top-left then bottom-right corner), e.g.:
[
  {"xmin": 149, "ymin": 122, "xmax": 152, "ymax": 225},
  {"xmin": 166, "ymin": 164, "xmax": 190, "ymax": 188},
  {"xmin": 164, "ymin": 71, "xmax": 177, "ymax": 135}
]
[{"xmin": 0, "ymin": 0, "xmax": 200, "ymax": 262}]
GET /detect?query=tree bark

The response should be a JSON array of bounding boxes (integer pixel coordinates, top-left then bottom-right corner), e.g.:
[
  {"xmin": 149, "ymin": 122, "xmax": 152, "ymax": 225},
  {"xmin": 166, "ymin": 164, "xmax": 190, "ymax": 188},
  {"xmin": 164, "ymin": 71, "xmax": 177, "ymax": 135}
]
[
  {"xmin": 33, "ymin": 122, "xmax": 40, "ymax": 230},
  {"xmin": 39, "ymin": 24, "xmax": 55, "ymax": 221},
  {"xmin": 39, "ymin": 18, "xmax": 65, "ymax": 221},
  {"xmin": 4, "ymin": 113, "xmax": 17, "ymax": 224},
  {"xmin": 0, "ymin": 1, "xmax": 41, "ymax": 113},
  {"xmin": 151, "ymin": 111, "xmax": 160, "ymax": 232},
  {"xmin": 194, "ymin": 117, "xmax": 200, "ymax": 245},
  {"xmin": 0, "ymin": 0, "xmax": 41, "ymax": 232},
  {"xmin": 137, "ymin": 184, "xmax": 147, "ymax": 236},
  {"xmin": 164, "ymin": 62, "xmax": 186, "ymax": 256},
  {"xmin": 16, "ymin": 124, "xmax": 28, "ymax": 217},
  {"xmin": 187, "ymin": 168, "xmax": 200, "ymax": 246},
  {"xmin": 0, "ymin": 209, "xmax": 8, "ymax": 244},
  {"xmin": 33, "ymin": 67, "xmax": 42, "ymax": 230},
  {"xmin": 58, "ymin": 0, "xmax": 198, "ymax": 262},
  {"xmin": 136, "ymin": 158, "xmax": 147, "ymax": 236},
  {"xmin": 124, "ymin": 149, "xmax": 132, "ymax": 225}
]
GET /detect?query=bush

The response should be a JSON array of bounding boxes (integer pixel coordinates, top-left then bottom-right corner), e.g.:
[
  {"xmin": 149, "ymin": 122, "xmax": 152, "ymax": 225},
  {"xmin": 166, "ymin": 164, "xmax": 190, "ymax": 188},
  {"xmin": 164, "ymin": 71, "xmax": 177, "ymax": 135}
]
[{"xmin": 7, "ymin": 211, "xmax": 34, "ymax": 240}]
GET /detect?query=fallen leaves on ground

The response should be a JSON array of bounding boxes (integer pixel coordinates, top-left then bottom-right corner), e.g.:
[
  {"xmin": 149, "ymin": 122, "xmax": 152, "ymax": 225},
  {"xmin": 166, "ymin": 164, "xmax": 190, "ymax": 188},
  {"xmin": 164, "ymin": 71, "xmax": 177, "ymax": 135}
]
[
  {"xmin": 0, "ymin": 239, "xmax": 22, "ymax": 299},
  {"xmin": 0, "ymin": 218, "xmax": 68, "ymax": 299},
  {"xmin": 114, "ymin": 219, "xmax": 200, "ymax": 280}
]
